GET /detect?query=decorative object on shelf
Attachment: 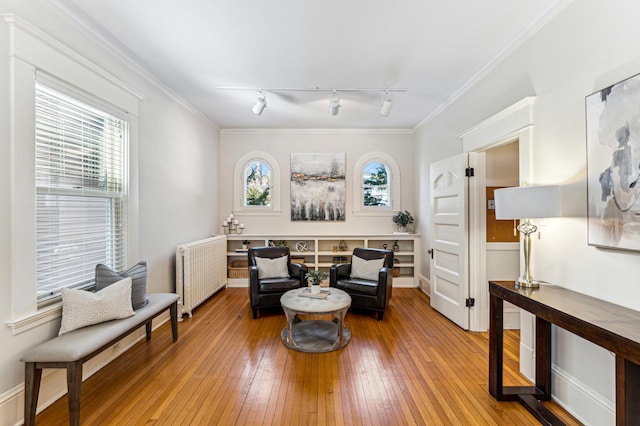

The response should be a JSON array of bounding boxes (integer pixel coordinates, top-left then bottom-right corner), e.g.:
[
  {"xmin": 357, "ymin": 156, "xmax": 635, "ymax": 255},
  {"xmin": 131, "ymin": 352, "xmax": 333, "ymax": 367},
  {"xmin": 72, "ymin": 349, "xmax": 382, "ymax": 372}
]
[
  {"xmin": 222, "ymin": 212, "xmax": 244, "ymax": 235},
  {"xmin": 241, "ymin": 240, "xmax": 250, "ymax": 250},
  {"xmin": 392, "ymin": 210, "xmax": 413, "ymax": 233},
  {"xmin": 382, "ymin": 244, "xmax": 388, "ymax": 249},
  {"xmin": 393, "ymin": 240, "xmax": 399, "ymax": 252},
  {"xmin": 494, "ymin": 185, "xmax": 563, "ymax": 288},
  {"xmin": 332, "ymin": 256, "xmax": 348, "ymax": 263},
  {"xmin": 393, "ymin": 258, "xmax": 401, "ymax": 277},
  {"xmin": 586, "ymin": 72, "xmax": 640, "ymax": 251},
  {"xmin": 295, "ymin": 241, "xmax": 308, "ymax": 252},
  {"xmin": 269, "ymin": 240, "xmax": 288, "ymax": 247},
  {"xmin": 290, "ymin": 153, "xmax": 346, "ymax": 221},
  {"xmin": 338, "ymin": 240, "xmax": 348, "ymax": 251}
]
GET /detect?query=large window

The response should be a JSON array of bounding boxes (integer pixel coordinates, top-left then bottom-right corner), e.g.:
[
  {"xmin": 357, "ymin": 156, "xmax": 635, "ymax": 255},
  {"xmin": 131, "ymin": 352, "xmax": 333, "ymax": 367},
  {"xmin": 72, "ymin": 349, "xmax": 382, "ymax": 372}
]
[
  {"xmin": 244, "ymin": 160, "xmax": 271, "ymax": 206},
  {"xmin": 35, "ymin": 83, "xmax": 128, "ymax": 304},
  {"xmin": 363, "ymin": 161, "xmax": 390, "ymax": 206}
]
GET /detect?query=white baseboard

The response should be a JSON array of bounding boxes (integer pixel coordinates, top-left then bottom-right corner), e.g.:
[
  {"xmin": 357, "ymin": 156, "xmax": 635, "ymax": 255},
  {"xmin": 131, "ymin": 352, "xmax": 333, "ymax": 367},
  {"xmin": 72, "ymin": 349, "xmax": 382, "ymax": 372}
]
[
  {"xmin": 418, "ymin": 273, "xmax": 430, "ymax": 297},
  {"xmin": 0, "ymin": 314, "xmax": 171, "ymax": 426},
  {"xmin": 551, "ymin": 364, "xmax": 613, "ymax": 426}
]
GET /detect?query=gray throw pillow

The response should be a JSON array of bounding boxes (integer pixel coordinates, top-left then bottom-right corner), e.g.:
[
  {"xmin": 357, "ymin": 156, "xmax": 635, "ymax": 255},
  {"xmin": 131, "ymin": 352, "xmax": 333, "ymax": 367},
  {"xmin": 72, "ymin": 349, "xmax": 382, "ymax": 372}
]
[{"xmin": 96, "ymin": 261, "xmax": 148, "ymax": 309}]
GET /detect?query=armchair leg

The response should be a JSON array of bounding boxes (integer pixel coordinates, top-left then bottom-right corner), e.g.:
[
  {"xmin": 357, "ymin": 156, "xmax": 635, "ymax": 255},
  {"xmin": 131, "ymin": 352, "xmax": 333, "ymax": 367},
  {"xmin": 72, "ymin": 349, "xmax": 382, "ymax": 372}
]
[
  {"xmin": 377, "ymin": 311, "xmax": 384, "ymax": 321},
  {"xmin": 252, "ymin": 309, "xmax": 258, "ymax": 319}
]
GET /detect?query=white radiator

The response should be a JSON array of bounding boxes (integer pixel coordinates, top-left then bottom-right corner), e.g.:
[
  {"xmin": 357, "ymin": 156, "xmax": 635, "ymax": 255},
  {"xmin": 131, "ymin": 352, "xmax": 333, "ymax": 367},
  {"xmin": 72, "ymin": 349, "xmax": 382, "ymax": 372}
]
[{"xmin": 176, "ymin": 235, "xmax": 227, "ymax": 318}]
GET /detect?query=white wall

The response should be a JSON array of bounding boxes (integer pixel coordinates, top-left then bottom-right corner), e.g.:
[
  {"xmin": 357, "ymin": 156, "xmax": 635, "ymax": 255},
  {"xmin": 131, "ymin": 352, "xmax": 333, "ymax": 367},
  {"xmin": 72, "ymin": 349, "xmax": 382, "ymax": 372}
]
[
  {"xmin": 0, "ymin": 2, "xmax": 220, "ymax": 423},
  {"xmin": 220, "ymin": 130, "xmax": 414, "ymax": 235},
  {"xmin": 414, "ymin": 0, "xmax": 640, "ymax": 423}
]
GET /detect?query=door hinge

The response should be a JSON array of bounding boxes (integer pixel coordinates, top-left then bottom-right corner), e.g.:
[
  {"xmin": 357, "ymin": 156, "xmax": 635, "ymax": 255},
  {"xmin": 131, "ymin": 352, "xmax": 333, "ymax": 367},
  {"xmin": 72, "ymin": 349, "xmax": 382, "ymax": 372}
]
[
  {"xmin": 465, "ymin": 167, "xmax": 474, "ymax": 177},
  {"xmin": 465, "ymin": 298, "xmax": 475, "ymax": 308}
]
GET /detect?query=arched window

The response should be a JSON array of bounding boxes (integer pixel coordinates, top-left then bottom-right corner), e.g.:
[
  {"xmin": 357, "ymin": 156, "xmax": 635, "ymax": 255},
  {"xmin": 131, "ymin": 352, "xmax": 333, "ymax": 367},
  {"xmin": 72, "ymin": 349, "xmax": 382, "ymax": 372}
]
[
  {"xmin": 244, "ymin": 160, "xmax": 271, "ymax": 206},
  {"xmin": 353, "ymin": 152, "xmax": 400, "ymax": 214},
  {"xmin": 363, "ymin": 161, "xmax": 390, "ymax": 207},
  {"xmin": 233, "ymin": 151, "xmax": 281, "ymax": 214}
]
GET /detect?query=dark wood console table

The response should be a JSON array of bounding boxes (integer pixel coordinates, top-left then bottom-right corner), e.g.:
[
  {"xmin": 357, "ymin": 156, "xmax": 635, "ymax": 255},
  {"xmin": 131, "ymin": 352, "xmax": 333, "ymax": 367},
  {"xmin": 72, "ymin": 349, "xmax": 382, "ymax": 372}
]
[{"xmin": 489, "ymin": 280, "xmax": 640, "ymax": 426}]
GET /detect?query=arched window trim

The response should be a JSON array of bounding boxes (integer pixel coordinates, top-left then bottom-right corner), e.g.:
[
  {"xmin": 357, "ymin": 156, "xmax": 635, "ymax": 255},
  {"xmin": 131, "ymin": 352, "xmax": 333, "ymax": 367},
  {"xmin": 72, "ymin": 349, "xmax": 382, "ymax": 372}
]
[
  {"xmin": 233, "ymin": 151, "xmax": 281, "ymax": 215},
  {"xmin": 353, "ymin": 152, "xmax": 400, "ymax": 216}
]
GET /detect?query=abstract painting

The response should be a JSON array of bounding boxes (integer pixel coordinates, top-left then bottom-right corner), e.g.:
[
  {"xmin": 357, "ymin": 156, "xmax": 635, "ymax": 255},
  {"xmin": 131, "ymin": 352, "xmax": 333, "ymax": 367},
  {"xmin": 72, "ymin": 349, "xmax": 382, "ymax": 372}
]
[
  {"xmin": 586, "ymin": 72, "xmax": 640, "ymax": 250},
  {"xmin": 290, "ymin": 153, "xmax": 345, "ymax": 221}
]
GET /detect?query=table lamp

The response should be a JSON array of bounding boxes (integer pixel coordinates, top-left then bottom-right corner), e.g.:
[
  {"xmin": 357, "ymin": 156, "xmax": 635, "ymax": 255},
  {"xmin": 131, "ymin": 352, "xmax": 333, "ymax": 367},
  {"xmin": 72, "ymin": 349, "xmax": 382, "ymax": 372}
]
[{"xmin": 494, "ymin": 185, "xmax": 562, "ymax": 288}]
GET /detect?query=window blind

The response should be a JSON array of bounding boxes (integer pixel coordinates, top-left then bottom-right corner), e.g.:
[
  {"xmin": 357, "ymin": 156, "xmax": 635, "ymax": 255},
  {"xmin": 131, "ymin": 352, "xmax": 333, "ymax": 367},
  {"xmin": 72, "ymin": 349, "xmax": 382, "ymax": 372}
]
[{"xmin": 35, "ymin": 83, "xmax": 128, "ymax": 303}]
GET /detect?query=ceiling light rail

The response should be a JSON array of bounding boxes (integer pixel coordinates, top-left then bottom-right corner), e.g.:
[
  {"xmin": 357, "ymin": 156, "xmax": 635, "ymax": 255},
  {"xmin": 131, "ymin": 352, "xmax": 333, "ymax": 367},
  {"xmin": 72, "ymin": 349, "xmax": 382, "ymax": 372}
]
[{"xmin": 217, "ymin": 86, "xmax": 407, "ymax": 116}]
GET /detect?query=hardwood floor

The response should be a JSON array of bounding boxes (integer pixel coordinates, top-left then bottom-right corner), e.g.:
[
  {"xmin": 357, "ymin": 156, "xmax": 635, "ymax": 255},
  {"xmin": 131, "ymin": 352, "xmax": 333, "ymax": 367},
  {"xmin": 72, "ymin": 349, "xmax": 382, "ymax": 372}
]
[{"xmin": 35, "ymin": 288, "xmax": 581, "ymax": 425}]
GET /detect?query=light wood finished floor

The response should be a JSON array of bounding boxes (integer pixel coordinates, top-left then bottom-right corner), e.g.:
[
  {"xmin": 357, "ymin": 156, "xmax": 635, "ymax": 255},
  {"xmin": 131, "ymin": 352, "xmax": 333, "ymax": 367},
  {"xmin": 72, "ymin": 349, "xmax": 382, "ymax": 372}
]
[{"xmin": 35, "ymin": 288, "xmax": 580, "ymax": 425}]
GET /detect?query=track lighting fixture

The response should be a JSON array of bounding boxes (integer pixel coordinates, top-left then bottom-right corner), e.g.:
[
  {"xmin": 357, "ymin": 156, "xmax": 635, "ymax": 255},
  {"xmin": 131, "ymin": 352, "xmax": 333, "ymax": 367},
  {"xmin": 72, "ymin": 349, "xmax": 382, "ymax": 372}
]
[
  {"xmin": 379, "ymin": 91, "xmax": 393, "ymax": 116},
  {"xmin": 252, "ymin": 91, "xmax": 267, "ymax": 115},
  {"xmin": 329, "ymin": 91, "xmax": 341, "ymax": 116},
  {"xmin": 218, "ymin": 86, "xmax": 408, "ymax": 117}
]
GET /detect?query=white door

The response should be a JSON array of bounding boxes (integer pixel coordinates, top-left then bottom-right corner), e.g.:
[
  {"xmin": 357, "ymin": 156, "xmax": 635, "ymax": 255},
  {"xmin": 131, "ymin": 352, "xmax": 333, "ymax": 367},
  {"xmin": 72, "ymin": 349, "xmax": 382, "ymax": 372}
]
[{"xmin": 430, "ymin": 153, "xmax": 469, "ymax": 329}]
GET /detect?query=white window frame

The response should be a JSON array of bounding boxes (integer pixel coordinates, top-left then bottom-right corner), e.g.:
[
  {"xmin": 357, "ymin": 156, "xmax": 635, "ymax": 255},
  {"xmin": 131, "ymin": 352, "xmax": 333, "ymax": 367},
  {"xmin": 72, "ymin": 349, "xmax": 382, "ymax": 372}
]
[
  {"xmin": 5, "ymin": 16, "xmax": 140, "ymax": 334},
  {"xmin": 353, "ymin": 152, "xmax": 400, "ymax": 215},
  {"xmin": 233, "ymin": 151, "xmax": 281, "ymax": 215},
  {"xmin": 34, "ymin": 81, "xmax": 130, "ymax": 305}
]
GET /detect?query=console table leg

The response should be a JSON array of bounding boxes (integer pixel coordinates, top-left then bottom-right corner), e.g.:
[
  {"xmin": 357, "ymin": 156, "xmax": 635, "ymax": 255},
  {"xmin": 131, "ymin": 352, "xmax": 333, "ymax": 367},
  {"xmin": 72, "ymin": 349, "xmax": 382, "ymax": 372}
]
[
  {"xmin": 489, "ymin": 293, "xmax": 504, "ymax": 399},
  {"xmin": 616, "ymin": 357, "xmax": 640, "ymax": 425},
  {"xmin": 535, "ymin": 316, "xmax": 552, "ymax": 400}
]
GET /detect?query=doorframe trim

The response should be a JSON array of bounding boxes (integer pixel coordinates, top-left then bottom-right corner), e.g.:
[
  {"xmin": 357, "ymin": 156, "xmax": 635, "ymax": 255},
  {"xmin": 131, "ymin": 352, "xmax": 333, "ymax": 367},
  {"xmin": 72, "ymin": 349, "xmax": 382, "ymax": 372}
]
[{"xmin": 460, "ymin": 97, "xmax": 535, "ymax": 335}]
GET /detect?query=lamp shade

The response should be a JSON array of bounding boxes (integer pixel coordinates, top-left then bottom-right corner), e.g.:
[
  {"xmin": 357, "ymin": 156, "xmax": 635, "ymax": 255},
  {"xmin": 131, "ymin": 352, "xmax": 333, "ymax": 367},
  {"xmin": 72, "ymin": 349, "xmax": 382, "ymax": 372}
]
[{"xmin": 494, "ymin": 185, "xmax": 562, "ymax": 219}]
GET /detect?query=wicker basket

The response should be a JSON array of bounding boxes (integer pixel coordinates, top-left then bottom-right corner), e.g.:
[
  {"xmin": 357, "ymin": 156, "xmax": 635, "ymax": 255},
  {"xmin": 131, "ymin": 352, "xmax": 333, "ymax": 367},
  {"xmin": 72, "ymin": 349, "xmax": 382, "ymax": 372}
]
[{"xmin": 228, "ymin": 260, "xmax": 249, "ymax": 278}]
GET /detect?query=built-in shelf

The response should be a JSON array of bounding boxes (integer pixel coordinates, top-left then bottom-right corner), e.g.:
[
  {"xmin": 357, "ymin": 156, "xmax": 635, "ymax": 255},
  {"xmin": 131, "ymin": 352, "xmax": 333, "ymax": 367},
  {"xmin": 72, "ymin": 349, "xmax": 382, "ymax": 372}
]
[{"xmin": 225, "ymin": 234, "xmax": 420, "ymax": 288}]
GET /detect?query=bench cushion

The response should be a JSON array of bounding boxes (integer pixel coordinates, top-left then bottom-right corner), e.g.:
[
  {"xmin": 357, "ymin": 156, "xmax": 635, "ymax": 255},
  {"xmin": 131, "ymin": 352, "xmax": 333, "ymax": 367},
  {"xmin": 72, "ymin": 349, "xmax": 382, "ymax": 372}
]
[{"xmin": 21, "ymin": 293, "xmax": 179, "ymax": 363}]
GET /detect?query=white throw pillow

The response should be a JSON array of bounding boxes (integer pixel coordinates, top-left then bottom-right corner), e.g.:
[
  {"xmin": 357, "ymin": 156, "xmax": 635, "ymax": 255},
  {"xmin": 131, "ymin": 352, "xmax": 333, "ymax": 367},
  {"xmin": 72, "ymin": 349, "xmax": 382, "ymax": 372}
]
[
  {"xmin": 351, "ymin": 256, "xmax": 384, "ymax": 281},
  {"xmin": 255, "ymin": 255, "xmax": 289, "ymax": 279},
  {"xmin": 58, "ymin": 277, "xmax": 135, "ymax": 335}
]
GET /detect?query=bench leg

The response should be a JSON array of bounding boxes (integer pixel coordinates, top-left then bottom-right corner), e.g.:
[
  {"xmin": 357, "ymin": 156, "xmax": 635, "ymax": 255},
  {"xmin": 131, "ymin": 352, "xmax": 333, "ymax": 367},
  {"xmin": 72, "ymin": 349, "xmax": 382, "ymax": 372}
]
[
  {"xmin": 170, "ymin": 301, "xmax": 179, "ymax": 342},
  {"xmin": 67, "ymin": 361, "xmax": 83, "ymax": 426},
  {"xmin": 145, "ymin": 321, "xmax": 152, "ymax": 341},
  {"xmin": 24, "ymin": 363, "xmax": 41, "ymax": 426}
]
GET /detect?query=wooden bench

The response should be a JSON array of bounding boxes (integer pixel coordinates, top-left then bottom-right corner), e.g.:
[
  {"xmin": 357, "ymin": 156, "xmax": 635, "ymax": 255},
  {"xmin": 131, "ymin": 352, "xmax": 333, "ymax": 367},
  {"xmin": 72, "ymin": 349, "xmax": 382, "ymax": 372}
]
[{"xmin": 21, "ymin": 292, "xmax": 180, "ymax": 426}]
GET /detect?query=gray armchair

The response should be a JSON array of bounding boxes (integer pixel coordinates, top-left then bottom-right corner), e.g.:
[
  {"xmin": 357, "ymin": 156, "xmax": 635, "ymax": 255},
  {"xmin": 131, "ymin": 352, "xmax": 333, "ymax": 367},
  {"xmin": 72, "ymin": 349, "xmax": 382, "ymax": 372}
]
[
  {"xmin": 329, "ymin": 248, "xmax": 393, "ymax": 320},
  {"xmin": 248, "ymin": 246, "xmax": 307, "ymax": 319}
]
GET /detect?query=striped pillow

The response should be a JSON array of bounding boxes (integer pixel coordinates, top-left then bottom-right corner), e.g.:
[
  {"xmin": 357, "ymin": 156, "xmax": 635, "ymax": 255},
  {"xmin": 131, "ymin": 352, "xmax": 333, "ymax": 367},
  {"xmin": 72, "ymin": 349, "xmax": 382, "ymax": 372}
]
[{"xmin": 95, "ymin": 261, "xmax": 148, "ymax": 310}]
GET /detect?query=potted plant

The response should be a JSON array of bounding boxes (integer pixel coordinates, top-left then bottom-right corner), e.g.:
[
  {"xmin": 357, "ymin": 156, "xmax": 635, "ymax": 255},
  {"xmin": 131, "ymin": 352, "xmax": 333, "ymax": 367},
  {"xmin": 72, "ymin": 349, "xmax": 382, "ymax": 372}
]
[
  {"xmin": 241, "ymin": 240, "xmax": 250, "ymax": 250},
  {"xmin": 392, "ymin": 210, "xmax": 413, "ymax": 233},
  {"xmin": 305, "ymin": 270, "xmax": 328, "ymax": 294}
]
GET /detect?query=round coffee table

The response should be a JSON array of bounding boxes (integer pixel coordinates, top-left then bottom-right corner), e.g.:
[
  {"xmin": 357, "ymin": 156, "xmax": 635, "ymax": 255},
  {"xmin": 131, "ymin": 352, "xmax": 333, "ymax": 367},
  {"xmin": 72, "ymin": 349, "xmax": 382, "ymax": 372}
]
[{"xmin": 280, "ymin": 287, "xmax": 351, "ymax": 353}]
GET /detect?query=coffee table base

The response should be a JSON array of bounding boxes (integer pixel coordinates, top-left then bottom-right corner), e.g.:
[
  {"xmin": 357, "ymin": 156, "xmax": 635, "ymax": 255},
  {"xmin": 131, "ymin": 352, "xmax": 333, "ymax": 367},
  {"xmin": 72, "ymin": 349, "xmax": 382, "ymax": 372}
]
[{"xmin": 280, "ymin": 320, "xmax": 351, "ymax": 353}]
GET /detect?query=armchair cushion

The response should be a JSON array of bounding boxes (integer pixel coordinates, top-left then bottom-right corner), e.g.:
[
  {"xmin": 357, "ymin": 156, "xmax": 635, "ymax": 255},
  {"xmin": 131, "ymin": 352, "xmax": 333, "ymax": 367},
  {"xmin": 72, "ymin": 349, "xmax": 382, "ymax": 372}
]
[
  {"xmin": 255, "ymin": 255, "xmax": 289, "ymax": 279},
  {"xmin": 351, "ymin": 256, "xmax": 384, "ymax": 281}
]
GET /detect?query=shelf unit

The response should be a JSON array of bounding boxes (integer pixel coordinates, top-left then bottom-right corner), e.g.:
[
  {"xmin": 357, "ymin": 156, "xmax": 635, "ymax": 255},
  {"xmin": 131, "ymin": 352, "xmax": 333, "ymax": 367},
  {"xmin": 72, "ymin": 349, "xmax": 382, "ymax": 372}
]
[{"xmin": 225, "ymin": 234, "xmax": 420, "ymax": 288}]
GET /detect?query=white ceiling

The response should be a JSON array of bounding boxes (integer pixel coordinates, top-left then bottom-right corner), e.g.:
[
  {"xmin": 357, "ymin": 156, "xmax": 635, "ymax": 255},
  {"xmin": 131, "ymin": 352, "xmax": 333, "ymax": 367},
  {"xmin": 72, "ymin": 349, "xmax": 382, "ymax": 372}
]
[{"xmin": 50, "ymin": 0, "xmax": 567, "ymax": 130}]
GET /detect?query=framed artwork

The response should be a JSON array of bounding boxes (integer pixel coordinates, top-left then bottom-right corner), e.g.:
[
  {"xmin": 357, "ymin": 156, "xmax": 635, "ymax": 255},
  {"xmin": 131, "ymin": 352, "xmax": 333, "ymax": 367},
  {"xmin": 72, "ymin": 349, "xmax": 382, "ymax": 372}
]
[
  {"xmin": 586, "ymin": 72, "xmax": 640, "ymax": 250},
  {"xmin": 290, "ymin": 153, "xmax": 345, "ymax": 221}
]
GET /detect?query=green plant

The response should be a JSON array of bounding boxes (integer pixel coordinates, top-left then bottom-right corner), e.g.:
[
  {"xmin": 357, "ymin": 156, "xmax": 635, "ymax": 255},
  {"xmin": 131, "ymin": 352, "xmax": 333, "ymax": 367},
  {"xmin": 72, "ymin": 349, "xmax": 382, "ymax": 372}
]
[
  {"xmin": 242, "ymin": 240, "xmax": 250, "ymax": 245},
  {"xmin": 392, "ymin": 210, "xmax": 414, "ymax": 227},
  {"xmin": 270, "ymin": 240, "xmax": 287, "ymax": 247},
  {"xmin": 305, "ymin": 270, "xmax": 328, "ymax": 285}
]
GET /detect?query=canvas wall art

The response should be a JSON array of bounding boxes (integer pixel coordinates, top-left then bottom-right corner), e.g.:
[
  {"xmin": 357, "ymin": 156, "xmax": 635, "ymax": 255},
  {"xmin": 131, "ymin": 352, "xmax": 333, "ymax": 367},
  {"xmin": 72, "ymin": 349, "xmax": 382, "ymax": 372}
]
[
  {"xmin": 586, "ymin": 72, "xmax": 640, "ymax": 250},
  {"xmin": 290, "ymin": 153, "xmax": 345, "ymax": 221}
]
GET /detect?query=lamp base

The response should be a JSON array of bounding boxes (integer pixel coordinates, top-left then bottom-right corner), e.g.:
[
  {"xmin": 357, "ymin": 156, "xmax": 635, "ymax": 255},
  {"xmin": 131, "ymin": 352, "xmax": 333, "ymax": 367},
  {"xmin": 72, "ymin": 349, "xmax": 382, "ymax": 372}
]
[{"xmin": 516, "ymin": 277, "xmax": 539, "ymax": 289}]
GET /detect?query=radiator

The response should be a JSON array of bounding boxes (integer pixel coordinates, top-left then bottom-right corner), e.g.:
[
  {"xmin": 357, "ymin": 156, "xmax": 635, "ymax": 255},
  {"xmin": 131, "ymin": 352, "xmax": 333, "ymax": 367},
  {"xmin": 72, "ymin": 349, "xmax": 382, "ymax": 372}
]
[{"xmin": 176, "ymin": 235, "xmax": 227, "ymax": 318}]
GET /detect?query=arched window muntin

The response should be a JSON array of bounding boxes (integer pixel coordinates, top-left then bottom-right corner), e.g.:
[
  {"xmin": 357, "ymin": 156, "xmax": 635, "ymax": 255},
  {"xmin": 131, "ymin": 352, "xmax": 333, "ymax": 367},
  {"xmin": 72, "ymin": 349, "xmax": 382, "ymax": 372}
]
[
  {"xmin": 363, "ymin": 161, "xmax": 390, "ymax": 207},
  {"xmin": 244, "ymin": 160, "xmax": 271, "ymax": 207}
]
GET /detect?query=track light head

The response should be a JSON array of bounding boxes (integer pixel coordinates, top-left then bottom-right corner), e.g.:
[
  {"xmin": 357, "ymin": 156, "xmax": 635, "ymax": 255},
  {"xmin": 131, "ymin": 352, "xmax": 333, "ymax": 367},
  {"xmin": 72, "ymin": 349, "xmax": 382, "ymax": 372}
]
[
  {"xmin": 252, "ymin": 91, "xmax": 267, "ymax": 115},
  {"xmin": 329, "ymin": 92, "xmax": 341, "ymax": 116},
  {"xmin": 379, "ymin": 91, "xmax": 393, "ymax": 116}
]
